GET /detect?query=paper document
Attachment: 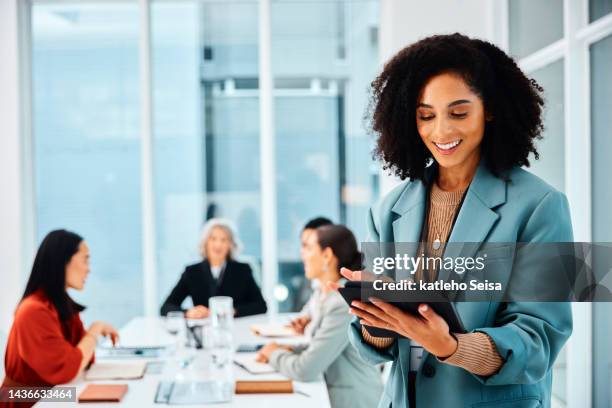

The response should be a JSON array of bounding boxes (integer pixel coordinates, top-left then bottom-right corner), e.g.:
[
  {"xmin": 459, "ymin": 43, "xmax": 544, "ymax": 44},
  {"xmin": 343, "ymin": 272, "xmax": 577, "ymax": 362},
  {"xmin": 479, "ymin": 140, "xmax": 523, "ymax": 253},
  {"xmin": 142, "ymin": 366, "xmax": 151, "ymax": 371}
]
[
  {"xmin": 234, "ymin": 355, "xmax": 276, "ymax": 375},
  {"xmin": 250, "ymin": 324, "xmax": 297, "ymax": 338},
  {"xmin": 85, "ymin": 361, "xmax": 147, "ymax": 380}
]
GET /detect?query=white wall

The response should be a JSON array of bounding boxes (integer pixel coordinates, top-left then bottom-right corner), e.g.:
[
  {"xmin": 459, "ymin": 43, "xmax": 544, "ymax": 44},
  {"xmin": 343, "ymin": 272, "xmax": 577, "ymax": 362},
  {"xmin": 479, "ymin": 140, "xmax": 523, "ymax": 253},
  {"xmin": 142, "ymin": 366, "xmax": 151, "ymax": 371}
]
[
  {"xmin": 377, "ymin": 0, "xmax": 495, "ymax": 194},
  {"xmin": 0, "ymin": 0, "xmax": 27, "ymax": 332}
]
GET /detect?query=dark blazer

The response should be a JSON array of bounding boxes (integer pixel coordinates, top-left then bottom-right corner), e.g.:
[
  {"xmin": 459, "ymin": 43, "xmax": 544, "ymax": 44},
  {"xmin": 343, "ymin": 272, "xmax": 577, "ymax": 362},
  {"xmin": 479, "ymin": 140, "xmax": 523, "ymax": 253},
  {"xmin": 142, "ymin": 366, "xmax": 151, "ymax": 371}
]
[{"xmin": 160, "ymin": 259, "xmax": 267, "ymax": 317}]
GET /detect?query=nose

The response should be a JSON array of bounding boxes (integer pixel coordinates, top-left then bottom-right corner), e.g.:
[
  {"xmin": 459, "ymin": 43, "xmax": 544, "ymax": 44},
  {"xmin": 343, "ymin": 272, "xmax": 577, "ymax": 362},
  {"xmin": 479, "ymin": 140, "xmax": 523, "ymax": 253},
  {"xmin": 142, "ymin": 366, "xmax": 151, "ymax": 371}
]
[{"xmin": 432, "ymin": 117, "xmax": 454, "ymax": 140}]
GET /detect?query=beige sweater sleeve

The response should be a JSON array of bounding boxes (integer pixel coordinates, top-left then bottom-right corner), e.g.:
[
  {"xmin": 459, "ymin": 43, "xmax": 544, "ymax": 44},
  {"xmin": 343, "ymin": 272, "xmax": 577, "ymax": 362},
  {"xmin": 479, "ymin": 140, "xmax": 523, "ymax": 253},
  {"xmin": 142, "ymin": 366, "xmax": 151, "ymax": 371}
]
[
  {"xmin": 438, "ymin": 332, "xmax": 504, "ymax": 376},
  {"xmin": 362, "ymin": 326, "xmax": 503, "ymax": 376}
]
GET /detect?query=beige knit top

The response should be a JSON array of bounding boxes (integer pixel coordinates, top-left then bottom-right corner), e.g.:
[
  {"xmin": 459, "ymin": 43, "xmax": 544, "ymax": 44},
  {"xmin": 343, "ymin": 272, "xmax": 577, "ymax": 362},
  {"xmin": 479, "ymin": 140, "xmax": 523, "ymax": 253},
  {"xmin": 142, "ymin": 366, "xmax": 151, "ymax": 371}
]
[{"xmin": 361, "ymin": 182, "xmax": 504, "ymax": 376}]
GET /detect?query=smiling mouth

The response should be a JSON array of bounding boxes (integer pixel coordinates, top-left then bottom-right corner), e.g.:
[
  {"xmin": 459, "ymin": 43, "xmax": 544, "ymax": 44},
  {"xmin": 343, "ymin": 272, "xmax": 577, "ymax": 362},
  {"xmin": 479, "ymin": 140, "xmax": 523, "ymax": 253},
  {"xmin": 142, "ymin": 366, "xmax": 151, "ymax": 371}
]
[{"xmin": 433, "ymin": 139, "xmax": 462, "ymax": 153}]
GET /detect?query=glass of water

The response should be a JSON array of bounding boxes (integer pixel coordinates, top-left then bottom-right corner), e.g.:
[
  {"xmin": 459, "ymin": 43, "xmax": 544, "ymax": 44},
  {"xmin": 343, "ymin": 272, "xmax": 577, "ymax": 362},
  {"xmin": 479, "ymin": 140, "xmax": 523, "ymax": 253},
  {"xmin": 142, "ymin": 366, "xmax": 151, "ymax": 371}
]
[
  {"xmin": 202, "ymin": 324, "xmax": 234, "ymax": 402},
  {"xmin": 209, "ymin": 296, "xmax": 234, "ymax": 330},
  {"xmin": 166, "ymin": 311, "xmax": 185, "ymax": 335}
]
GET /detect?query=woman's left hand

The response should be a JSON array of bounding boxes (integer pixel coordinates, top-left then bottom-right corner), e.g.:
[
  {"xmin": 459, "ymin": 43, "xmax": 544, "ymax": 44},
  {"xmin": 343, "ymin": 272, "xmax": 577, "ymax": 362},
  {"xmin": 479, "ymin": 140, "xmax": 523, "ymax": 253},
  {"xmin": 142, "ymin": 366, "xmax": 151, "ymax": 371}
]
[
  {"xmin": 350, "ymin": 299, "xmax": 458, "ymax": 358},
  {"xmin": 255, "ymin": 343, "xmax": 293, "ymax": 363}
]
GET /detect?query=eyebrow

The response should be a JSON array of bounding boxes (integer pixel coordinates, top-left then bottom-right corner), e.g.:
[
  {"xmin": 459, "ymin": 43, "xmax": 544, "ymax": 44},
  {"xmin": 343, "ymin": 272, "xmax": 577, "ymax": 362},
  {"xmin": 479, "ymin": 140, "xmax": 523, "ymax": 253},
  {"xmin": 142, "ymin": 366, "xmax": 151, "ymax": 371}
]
[{"xmin": 417, "ymin": 99, "xmax": 472, "ymax": 108}]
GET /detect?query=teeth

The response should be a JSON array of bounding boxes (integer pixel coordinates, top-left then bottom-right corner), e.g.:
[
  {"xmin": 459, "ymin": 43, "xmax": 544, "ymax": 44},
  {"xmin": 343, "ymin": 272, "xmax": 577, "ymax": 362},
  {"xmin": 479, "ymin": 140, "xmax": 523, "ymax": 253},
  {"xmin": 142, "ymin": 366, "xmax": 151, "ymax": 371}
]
[{"xmin": 435, "ymin": 140, "xmax": 461, "ymax": 150}]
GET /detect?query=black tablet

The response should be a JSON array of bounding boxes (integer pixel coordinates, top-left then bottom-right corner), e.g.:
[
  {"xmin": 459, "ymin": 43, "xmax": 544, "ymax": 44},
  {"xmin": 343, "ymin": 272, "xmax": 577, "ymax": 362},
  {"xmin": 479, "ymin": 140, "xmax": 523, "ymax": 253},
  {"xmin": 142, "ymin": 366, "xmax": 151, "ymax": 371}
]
[{"xmin": 339, "ymin": 280, "xmax": 466, "ymax": 337}]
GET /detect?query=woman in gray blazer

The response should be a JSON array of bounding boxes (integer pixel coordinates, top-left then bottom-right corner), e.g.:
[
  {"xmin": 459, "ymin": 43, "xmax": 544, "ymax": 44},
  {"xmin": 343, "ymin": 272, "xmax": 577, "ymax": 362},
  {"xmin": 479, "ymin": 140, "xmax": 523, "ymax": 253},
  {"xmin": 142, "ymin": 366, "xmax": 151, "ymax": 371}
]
[{"xmin": 256, "ymin": 225, "xmax": 383, "ymax": 408}]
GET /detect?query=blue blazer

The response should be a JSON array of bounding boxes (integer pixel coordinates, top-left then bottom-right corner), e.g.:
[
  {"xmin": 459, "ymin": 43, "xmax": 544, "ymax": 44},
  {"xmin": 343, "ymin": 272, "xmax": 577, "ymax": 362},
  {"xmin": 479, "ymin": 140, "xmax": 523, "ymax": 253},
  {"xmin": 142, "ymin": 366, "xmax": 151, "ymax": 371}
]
[{"xmin": 349, "ymin": 160, "xmax": 573, "ymax": 408}]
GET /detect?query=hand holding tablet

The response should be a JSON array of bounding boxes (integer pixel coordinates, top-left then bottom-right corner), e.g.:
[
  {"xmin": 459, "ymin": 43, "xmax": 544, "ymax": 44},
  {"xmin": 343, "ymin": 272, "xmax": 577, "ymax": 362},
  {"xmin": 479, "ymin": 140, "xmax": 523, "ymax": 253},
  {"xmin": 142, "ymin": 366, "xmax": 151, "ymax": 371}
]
[{"xmin": 337, "ymin": 280, "xmax": 466, "ymax": 337}]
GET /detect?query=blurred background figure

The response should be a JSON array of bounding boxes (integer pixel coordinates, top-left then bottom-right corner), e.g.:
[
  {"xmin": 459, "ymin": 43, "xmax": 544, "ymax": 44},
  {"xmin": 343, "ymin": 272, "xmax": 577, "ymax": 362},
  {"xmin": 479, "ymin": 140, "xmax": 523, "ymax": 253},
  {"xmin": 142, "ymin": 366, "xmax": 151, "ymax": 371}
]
[
  {"xmin": 1, "ymin": 230, "xmax": 118, "ymax": 408},
  {"xmin": 160, "ymin": 218, "xmax": 266, "ymax": 318},
  {"xmin": 290, "ymin": 216, "xmax": 334, "ymax": 315},
  {"xmin": 256, "ymin": 224, "xmax": 382, "ymax": 408}
]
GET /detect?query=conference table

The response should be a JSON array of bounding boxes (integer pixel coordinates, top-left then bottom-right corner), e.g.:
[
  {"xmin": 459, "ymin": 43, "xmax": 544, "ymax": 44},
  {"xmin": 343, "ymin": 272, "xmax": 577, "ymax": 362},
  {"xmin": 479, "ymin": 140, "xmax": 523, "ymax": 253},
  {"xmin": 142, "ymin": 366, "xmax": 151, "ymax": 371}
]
[{"xmin": 37, "ymin": 314, "xmax": 330, "ymax": 407}]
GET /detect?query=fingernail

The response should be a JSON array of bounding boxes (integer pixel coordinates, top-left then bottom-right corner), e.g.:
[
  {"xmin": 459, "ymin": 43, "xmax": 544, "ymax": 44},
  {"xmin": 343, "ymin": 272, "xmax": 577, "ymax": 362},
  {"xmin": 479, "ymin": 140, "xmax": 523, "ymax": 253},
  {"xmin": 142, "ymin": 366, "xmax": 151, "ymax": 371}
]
[{"xmin": 420, "ymin": 304, "xmax": 428, "ymax": 312}]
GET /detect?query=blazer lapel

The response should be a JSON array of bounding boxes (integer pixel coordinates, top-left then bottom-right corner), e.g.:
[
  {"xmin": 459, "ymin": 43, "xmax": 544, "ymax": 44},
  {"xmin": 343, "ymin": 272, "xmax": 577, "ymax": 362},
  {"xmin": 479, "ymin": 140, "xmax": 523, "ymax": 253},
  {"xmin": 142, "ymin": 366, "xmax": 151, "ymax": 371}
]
[
  {"xmin": 391, "ymin": 179, "xmax": 427, "ymax": 281},
  {"xmin": 215, "ymin": 262, "xmax": 229, "ymax": 294},
  {"xmin": 391, "ymin": 183, "xmax": 426, "ymax": 242},
  {"xmin": 201, "ymin": 261, "xmax": 217, "ymax": 297}
]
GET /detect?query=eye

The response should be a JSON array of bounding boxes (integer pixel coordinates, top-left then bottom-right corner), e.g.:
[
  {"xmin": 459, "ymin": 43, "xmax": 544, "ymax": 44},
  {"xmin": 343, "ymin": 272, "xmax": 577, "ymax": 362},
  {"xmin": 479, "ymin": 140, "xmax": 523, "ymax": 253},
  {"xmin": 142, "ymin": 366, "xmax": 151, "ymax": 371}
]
[
  {"xmin": 450, "ymin": 112, "xmax": 468, "ymax": 119},
  {"xmin": 418, "ymin": 115, "xmax": 435, "ymax": 121}
]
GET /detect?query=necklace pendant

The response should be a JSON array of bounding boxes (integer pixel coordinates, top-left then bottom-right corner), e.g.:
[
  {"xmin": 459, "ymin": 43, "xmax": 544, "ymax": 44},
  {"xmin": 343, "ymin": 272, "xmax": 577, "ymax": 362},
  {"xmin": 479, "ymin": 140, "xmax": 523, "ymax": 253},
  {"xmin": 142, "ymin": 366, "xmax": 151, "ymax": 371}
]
[{"xmin": 433, "ymin": 238, "xmax": 441, "ymax": 250}]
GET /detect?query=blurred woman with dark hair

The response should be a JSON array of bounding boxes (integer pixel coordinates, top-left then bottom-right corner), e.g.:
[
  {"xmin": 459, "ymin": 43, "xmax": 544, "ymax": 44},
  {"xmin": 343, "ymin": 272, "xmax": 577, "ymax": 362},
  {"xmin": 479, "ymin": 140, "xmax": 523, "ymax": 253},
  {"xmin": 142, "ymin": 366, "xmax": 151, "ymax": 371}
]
[
  {"xmin": 256, "ymin": 225, "xmax": 382, "ymax": 408},
  {"xmin": 1, "ymin": 230, "xmax": 118, "ymax": 407}
]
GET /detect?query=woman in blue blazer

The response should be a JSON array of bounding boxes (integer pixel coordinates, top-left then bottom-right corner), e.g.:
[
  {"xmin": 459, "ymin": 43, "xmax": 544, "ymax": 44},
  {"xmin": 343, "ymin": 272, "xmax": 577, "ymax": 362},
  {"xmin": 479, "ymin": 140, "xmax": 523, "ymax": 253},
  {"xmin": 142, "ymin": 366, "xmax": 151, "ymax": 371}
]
[{"xmin": 336, "ymin": 34, "xmax": 573, "ymax": 407}]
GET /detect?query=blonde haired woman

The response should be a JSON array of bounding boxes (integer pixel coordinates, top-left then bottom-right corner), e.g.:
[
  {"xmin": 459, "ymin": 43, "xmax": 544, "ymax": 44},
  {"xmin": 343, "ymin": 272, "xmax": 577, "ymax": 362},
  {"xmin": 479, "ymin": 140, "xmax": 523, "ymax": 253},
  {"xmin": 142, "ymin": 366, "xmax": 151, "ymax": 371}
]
[{"xmin": 160, "ymin": 218, "xmax": 267, "ymax": 318}]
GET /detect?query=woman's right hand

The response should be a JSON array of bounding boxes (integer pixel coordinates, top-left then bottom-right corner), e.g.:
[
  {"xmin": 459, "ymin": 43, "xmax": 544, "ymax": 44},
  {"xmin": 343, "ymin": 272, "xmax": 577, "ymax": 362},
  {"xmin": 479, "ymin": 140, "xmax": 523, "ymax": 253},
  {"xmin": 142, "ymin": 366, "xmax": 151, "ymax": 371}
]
[
  {"xmin": 327, "ymin": 267, "xmax": 380, "ymax": 291},
  {"xmin": 78, "ymin": 322, "xmax": 118, "ymax": 374},
  {"xmin": 288, "ymin": 316, "xmax": 310, "ymax": 334},
  {"xmin": 88, "ymin": 321, "xmax": 119, "ymax": 345},
  {"xmin": 185, "ymin": 305, "xmax": 209, "ymax": 319},
  {"xmin": 327, "ymin": 268, "xmax": 376, "ymax": 290}
]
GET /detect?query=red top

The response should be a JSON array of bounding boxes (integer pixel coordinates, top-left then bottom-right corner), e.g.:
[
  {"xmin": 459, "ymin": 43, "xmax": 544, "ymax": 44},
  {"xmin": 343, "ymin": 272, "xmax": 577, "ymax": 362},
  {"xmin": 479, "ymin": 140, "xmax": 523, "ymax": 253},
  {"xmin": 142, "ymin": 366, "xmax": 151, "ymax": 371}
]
[{"xmin": 2, "ymin": 290, "xmax": 91, "ymax": 397}]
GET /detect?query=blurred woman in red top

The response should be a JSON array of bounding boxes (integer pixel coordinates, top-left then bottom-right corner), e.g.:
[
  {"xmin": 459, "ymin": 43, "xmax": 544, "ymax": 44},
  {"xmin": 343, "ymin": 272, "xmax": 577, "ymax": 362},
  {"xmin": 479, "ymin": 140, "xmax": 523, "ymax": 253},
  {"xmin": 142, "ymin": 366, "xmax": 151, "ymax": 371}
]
[{"xmin": 1, "ymin": 230, "xmax": 118, "ymax": 407}]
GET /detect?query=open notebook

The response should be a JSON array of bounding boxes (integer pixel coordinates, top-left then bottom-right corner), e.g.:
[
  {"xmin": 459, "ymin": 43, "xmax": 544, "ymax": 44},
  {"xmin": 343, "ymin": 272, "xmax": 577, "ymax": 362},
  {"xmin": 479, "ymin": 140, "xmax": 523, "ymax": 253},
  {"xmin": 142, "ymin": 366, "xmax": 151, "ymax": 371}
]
[
  {"xmin": 250, "ymin": 324, "xmax": 297, "ymax": 338},
  {"xmin": 85, "ymin": 361, "xmax": 147, "ymax": 380},
  {"xmin": 233, "ymin": 354, "xmax": 276, "ymax": 375}
]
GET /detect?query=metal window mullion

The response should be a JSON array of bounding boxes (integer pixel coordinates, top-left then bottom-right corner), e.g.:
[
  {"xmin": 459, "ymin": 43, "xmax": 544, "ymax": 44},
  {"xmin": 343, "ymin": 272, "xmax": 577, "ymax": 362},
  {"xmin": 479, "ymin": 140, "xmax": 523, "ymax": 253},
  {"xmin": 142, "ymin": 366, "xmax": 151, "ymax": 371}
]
[
  {"xmin": 564, "ymin": 0, "xmax": 592, "ymax": 407},
  {"xmin": 577, "ymin": 12, "xmax": 612, "ymax": 45},
  {"xmin": 487, "ymin": 0, "xmax": 509, "ymax": 50},
  {"xmin": 138, "ymin": 0, "xmax": 157, "ymax": 318},
  {"xmin": 518, "ymin": 39, "xmax": 566, "ymax": 73},
  {"xmin": 258, "ymin": 0, "xmax": 278, "ymax": 316},
  {"xmin": 0, "ymin": 0, "xmax": 28, "ymax": 332},
  {"xmin": 19, "ymin": 0, "xmax": 37, "ymax": 295}
]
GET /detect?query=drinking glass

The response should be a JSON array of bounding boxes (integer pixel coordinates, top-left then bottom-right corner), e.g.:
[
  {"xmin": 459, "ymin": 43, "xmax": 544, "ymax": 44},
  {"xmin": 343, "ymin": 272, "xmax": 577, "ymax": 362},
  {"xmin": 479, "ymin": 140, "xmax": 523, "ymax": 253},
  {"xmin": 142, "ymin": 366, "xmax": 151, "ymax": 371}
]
[
  {"xmin": 209, "ymin": 296, "xmax": 234, "ymax": 330},
  {"xmin": 166, "ymin": 311, "xmax": 185, "ymax": 336}
]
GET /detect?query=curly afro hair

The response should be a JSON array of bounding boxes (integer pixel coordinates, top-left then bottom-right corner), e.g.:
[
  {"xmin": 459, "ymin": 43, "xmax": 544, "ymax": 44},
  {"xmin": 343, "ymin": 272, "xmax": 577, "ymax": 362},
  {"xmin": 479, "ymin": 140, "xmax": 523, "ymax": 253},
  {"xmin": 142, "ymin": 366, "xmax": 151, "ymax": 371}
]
[{"xmin": 369, "ymin": 33, "xmax": 544, "ymax": 181}]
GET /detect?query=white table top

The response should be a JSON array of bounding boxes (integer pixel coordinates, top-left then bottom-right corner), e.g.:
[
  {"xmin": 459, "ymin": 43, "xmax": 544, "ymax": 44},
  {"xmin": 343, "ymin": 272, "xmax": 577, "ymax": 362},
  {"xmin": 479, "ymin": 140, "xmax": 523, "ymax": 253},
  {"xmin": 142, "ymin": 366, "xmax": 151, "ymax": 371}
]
[{"xmin": 37, "ymin": 314, "xmax": 329, "ymax": 407}]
